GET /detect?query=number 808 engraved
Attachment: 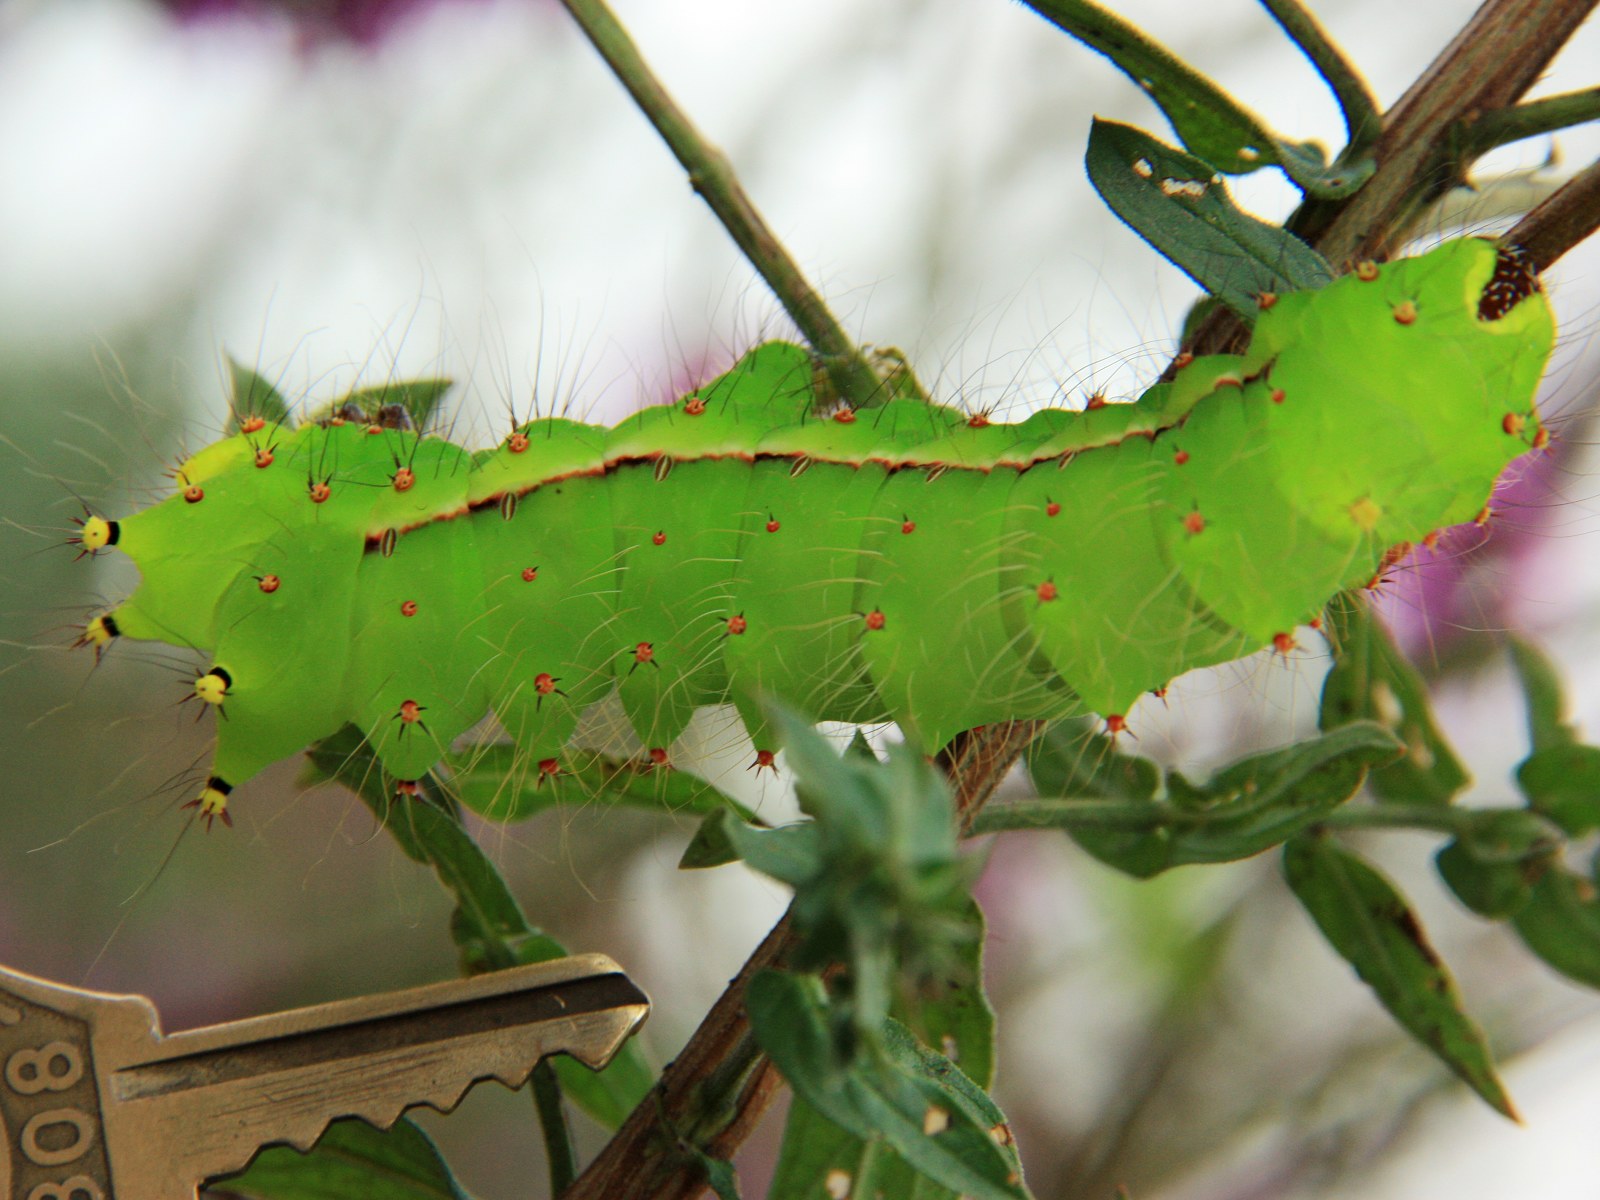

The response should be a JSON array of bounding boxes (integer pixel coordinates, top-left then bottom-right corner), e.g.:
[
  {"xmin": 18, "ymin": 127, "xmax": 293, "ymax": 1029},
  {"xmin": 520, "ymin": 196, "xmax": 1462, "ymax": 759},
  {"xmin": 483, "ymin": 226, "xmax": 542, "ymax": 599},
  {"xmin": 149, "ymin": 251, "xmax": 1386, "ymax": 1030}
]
[{"xmin": 0, "ymin": 991, "xmax": 111, "ymax": 1200}]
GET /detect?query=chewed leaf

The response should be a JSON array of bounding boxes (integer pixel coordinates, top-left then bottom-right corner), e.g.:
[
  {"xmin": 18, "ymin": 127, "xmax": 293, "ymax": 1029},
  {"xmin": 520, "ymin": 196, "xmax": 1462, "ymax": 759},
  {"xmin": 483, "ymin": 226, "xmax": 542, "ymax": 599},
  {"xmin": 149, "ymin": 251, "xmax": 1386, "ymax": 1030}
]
[
  {"xmin": 226, "ymin": 356, "xmax": 291, "ymax": 432},
  {"xmin": 1086, "ymin": 120, "xmax": 1332, "ymax": 317},
  {"xmin": 215, "ymin": 1116, "xmax": 474, "ymax": 1200},
  {"xmin": 1020, "ymin": 0, "xmax": 1371, "ymax": 196},
  {"xmin": 1284, "ymin": 834, "xmax": 1516, "ymax": 1118},
  {"xmin": 339, "ymin": 378, "xmax": 455, "ymax": 431}
]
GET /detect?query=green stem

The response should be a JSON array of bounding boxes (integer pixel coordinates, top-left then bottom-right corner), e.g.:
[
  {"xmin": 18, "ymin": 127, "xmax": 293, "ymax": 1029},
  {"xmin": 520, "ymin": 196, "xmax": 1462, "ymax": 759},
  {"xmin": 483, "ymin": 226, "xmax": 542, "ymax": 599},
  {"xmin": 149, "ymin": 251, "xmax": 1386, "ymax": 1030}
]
[
  {"xmin": 557, "ymin": 0, "xmax": 884, "ymax": 410},
  {"xmin": 1463, "ymin": 86, "xmax": 1600, "ymax": 155},
  {"xmin": 1259, "ymin": 0, "xmax": 1381, "ymax": 154},
  {"xmin": 532, "ymin": 1059, "xmax": 578, "ymax": 1195}
]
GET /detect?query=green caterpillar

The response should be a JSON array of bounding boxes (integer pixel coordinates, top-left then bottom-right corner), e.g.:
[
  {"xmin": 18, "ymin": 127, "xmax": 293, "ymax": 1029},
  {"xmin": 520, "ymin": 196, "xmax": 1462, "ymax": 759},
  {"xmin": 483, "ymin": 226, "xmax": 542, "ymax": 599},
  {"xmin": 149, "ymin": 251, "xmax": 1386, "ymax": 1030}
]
[{"xmin": 73, "ymin": 237, "xmax": 1553, "ymax": 824}]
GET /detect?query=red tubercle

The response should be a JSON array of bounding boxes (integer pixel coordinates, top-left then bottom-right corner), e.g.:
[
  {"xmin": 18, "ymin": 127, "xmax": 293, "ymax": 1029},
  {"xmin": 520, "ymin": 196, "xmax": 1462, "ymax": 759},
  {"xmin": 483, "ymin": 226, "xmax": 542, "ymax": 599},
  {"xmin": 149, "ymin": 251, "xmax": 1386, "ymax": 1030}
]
[
  {"xmin": 329, "ymin": 416, "xmax": 347, "ymax": 427},
  {"xmin": 684, "ymin": 395, "xmax": 706, "ymax": 416},
  {"xmin": 257, "ymin": 574, "xmax": 281, "ymax": 593},
  {"xmin": 1256, "ymin": 291, "xmax": 1278, "ymax": 310},
  {"xmin": 398, "ymin": 699, "xmax": 424, "ymax": 724},
  {"xmin": 1045, "ymin": 499, "xmax": 1061, "ymax": 518},
  {"xmin": 1422, "ymin": 530, "xmax": 1440, "ymax": 550},
  {"xmin": 309, "ymin": 481, "xmax": 332, "ymax": 504},
  {"xmin": 652, "ymin": 530, "xmax": 667, "ymax": 546},
  {"xmin": 521, "ymin": 566, "xmax": 539, "ymax": 582},
  {"xmin": 832, "ymin": 407, "xmax": 857, "ymax": 424},
  {"xmin": 751, "ymin": 749, "xmax": 777, "ymax": 772},
  {"xmin": 901, "ymin": 517, "xmax": 916, "ymax": 535},
  {"xmin": 1172, "ymin": 352, "xmax": 1194, "ymax": 370},
  {"xmin": 1270, "ymin": 388, "xmax": 1286, "ymax": 404},
  {"xmin": 254, "ymin": 447, "xmax": 275, "ymax": 468},
  {"xmin": 1392, "ymin": 300, "xmax": 1418, "ymax": 326},
  {"xmin": 392, "ymin": 466, "xmax": 415, "ymax": 492},
  {"xmin": 395, "ymin": 780, "xmax": 421, "ymax": 798},
  {"xmin": 1085, "ymin": 392, "xmax": 1108, "ymax": 411},
  {"xmin": 1036, "ymin": 580, "xmax": 1058, "ymax": 603},
  {"xmin": 1309, "ymin": 615, "xmax": 1324, "ymax": 632},
  {"xmin": 864, "ymin": 609, "xmax": 886, "ymax": 631},
  {"xmin": 534, "ymin": 672, "xmax": 559, "ymax": 695},
  {"xmin": 634, "ymin": 642, "xmax": 655, "ymax": 664},
  {"xmin": 1104, "ymin": 714, "xmax": 1128, "ymax": 737},
  {"xmin": 1173, "ymin": 448, "xmax": 1190, "ymax": 466},
  {"xmin": 648, "ymin": 747, "xmax": 670, "ymax": 767},
  {"xmin": 766, "ymin": 516, "xmax": 781, "ymax": 533},
  {"xmin": 366, "ymin": 424, "xmax": 384, "ymax": 437},
  {"xmin": 240, "ymin": 415, "xmax": 266, "ymax": 435},
  {"xmin": 967, "ymin": 411, "xmax": 991, "ymax": 428},
  {"xmin": 183, "ymin": 485, "xmax": 204, "ymax": 504},
  {"xmin": 1533, "ymin": 426, "xmax": 1551, "ymax": 450},
  {"xmin": 1271, "ymin": 631, "xmax": 1296, "ymax": 656},
  {"xmin": 1183, "ymin": 510, "xmax": 1205, "ymax": 535},
  {"xmin": 727, "ymin": 614, "xmax": 747, "ymax": 635},
  {"xmin": 538, "ymin": 757, "xmax": 561, "ymax": 779},
  {"xmin": 400, "ymin": 600, "xmax": 418, "ymax": 617},
  {"xmin": 1502, "ymin": 412, "xmax": 1526, "ymax": 436},
  {"xmin": 507, "ymin": 431, "xmax": 530, "ymax": 454}
]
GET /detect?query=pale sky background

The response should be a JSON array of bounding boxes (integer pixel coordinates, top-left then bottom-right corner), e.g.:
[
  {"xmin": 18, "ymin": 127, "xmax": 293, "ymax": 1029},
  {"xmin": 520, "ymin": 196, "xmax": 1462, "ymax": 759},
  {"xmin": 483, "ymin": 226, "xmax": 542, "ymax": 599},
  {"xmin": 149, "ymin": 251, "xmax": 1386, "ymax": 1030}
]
[{"xmin": 1, "ymin": 1, "xmax": 1599, "ymax": 1197}]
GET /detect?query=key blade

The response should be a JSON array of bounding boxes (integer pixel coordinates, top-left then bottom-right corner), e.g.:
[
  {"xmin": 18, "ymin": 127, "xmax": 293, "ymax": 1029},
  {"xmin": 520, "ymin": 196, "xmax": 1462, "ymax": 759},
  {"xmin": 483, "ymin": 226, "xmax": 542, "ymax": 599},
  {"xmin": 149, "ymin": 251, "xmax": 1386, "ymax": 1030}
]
[{"xmin": 99, "ymin": 953, "xmax": 648, "ymax": 1199}]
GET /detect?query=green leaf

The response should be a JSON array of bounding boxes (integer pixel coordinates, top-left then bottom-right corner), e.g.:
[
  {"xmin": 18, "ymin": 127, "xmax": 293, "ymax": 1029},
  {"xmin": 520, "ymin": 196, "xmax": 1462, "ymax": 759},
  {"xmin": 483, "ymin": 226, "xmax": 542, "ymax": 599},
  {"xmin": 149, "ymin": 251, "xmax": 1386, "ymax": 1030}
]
[
  {"xmin": 1517, "ymin": 744, "xmax": 1600, "ymax": 837},
  {"xmin": 226, "ymin": 356, "xmax": 291, "ymax": 432},
  {"xmin": 771, "ymin": 899, "xmax": 996, "ymax": 1200},
  {"xmin": 1027, "ymin": 722, "xmax": 1161, "ymax": 805},
  {"xmin": 1284, "ymin": 834, "xmax": 1516, "ymax": 1118},
  {"xmin": 214, "ymin": 1116, "xmax": 474, "ymax": 1200},
  {"xmin": 1001, "ymin": 722, "xmax": 1399, "ymax": 877},
  {"xmin": 1507, "ymin": 639, "xmax": 1600, "ymax": 835},
  {"xmin": 749, "ymin": 972, "xmax": 1025, "ymax": 1200},
  {"xmin": 1085, "ymin": 120, "xmax": 1333, "ymax": 319},
  {"xmin": 680, "ymin": 807, "xmax": 741, "ymax": 869},
  {"xmin": 1435, "ymin": 809, "xmax": 1562, "ymax": 919},
  {"xmin": 725, "ymin": 818, "xmax": 825, "ymax": 886},
  {"xmin": 1020, "ymin": 0, "xmax": 1370, "ymax": 196},
  {"xmin": 1509, "ymin": 637, "xmax": 1581, "ymax": 753},
  {"xmin": 445, "ymin": 746, "xmax": 747, "ymax": 824},
  {"xmin": 1319, "ymin": 593, "xmax": 1469, "ymax": 805},
  {"xmin": 1512, "ymin": 866, "xmax": 1600, "ymax": 988},
  {"xmin": 337, "ymin": 378, "xmax": 454, "ymax": 430},
  {"xmin": 302, "ymin": 728, "xmax": 653, "ymax": 1131}
]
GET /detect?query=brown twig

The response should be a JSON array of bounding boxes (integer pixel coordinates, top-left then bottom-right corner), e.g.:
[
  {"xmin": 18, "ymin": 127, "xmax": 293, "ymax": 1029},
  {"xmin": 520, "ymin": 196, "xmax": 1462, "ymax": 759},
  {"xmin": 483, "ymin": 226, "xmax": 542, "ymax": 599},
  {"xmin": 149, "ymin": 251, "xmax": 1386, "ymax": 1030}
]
[
  {"xmin": 1507, "ymin": 158, "xmax": 1600, "ymax": 273},
  {"xmin": 1187, "ymin": 0, "xmax": 1597, "ymax": 357}
]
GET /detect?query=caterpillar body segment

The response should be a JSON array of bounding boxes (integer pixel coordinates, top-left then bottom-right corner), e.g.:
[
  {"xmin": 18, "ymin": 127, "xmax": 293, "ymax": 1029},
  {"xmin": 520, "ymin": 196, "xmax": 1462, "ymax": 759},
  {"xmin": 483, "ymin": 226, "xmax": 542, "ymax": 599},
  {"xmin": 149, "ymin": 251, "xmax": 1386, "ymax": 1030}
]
[{"xmin": 82, "ymin": 239, "xmax": 1555, "ymax": 819}]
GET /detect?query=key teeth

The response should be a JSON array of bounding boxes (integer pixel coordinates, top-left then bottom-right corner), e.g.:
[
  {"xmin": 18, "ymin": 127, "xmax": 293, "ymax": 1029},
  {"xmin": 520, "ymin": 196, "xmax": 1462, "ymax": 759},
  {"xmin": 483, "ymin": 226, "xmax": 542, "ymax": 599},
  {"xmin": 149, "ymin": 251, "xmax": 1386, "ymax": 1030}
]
[{"xmin": 280, "ymin": 1061, "xmax": 552, "ymax": 1157}]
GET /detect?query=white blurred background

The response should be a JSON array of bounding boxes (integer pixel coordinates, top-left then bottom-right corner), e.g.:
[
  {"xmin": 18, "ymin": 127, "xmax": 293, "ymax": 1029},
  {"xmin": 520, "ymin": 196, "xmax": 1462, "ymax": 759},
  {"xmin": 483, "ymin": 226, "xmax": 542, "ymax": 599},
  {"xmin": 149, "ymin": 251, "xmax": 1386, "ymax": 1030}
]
[{"xmin": 1, "ymin": 0, "xmax": 1599, "ymax": 1196}]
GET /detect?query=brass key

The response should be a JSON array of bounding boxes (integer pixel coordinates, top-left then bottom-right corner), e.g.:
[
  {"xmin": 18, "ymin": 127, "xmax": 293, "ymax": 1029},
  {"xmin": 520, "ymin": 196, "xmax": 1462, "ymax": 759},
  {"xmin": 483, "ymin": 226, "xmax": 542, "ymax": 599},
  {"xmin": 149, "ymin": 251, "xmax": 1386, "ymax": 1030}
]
[{"xmin": 0, "ymin": 954, "xmax": 649, "ymax": 1200}]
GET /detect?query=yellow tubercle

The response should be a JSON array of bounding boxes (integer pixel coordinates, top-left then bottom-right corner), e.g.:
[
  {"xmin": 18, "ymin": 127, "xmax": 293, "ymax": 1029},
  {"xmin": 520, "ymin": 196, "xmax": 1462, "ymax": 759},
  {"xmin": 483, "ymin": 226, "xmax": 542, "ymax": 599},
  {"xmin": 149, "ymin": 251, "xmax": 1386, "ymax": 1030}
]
[
  {"xmin": 194, "ymin": 669, "xmax": 231, "ymax": 706},
  {"xmin": 78, "ymin": 516, "xmax": 115, "ymax": 552}
]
